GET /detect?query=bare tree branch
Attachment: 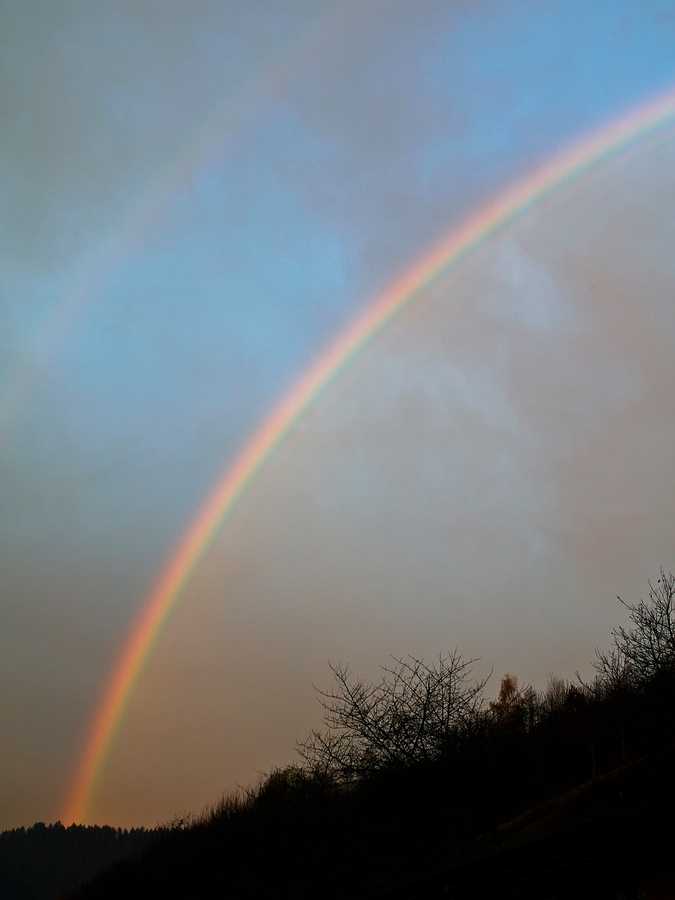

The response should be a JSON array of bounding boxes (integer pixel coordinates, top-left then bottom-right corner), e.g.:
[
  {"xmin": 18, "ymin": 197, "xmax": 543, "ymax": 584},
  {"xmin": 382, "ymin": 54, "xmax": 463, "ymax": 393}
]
[
  {"xmin": 297, "ymin": 652, "xmax": 488, "ymax": 781},
  {"xmin": 593, "ymin": 570, "xmax": 675, "ymax": 687}
]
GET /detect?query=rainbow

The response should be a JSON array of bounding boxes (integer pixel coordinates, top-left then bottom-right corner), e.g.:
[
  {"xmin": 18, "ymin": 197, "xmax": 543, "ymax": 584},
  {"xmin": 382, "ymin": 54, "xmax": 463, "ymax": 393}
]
[{"xmin": 62, "ymin": 84, "xmax": 675, "ymax": 825}]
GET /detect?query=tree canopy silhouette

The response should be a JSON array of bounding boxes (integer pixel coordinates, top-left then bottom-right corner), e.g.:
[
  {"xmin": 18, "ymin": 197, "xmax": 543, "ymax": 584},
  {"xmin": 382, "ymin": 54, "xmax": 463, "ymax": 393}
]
[
  {"xmin": 594, "ymin": 569, "xmax": 675, "ymax": 686},
  {"xmin": 297, "ymin": 651, "xmax": 488, "ymax": 781}
]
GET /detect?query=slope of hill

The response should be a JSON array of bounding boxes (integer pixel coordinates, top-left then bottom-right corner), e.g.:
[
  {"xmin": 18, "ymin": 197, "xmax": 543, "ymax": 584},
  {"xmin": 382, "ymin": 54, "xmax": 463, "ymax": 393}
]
[
  {"xmin": 44, "ymin": 573, "xmax": 675, "ymax": 899},
  {"xmin": 68, "ymin": 664, "xmax": 675, "ymax": 898}
]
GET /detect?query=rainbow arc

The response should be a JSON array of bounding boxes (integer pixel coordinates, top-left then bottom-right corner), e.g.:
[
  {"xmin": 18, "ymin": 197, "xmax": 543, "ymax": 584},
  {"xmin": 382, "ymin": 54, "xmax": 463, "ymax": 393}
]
[{"xmin": 62, "ymin": 84, "xmax": 675, "ymax": 825}]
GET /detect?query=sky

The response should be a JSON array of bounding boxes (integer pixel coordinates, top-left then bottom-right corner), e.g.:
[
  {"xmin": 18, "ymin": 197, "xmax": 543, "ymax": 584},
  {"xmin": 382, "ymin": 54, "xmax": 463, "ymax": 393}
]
[{"xmin": 1, "ymin": 0, "xmax": 675, "ymax": 830}]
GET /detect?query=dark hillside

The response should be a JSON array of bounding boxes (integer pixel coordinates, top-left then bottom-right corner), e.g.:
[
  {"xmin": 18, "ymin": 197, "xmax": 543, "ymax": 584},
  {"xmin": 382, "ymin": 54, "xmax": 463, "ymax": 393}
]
[
  {"xmin": 68, "ymin": 725, "xmax": 675, "ymax": 899},
  {"xmin": 69, "ymin": 674, "xmax": 675, "ymax": 897},
  {"xmin": 69, "ymin": 573, "xmax": 675, "ymax": 899}
]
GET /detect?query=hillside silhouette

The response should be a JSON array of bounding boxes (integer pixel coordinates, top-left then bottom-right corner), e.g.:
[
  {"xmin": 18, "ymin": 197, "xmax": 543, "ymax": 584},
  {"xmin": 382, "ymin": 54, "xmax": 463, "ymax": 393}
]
[{"xmin": 11, "ymin": 572, "xmax": 675, "ymax": 899}]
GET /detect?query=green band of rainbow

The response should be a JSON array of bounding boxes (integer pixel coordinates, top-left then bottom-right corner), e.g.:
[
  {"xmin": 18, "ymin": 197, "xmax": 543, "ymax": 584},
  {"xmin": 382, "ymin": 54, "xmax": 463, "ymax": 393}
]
[{"xmin": 62, "ymin": 85, "xmax": 675, "ymax": 825}]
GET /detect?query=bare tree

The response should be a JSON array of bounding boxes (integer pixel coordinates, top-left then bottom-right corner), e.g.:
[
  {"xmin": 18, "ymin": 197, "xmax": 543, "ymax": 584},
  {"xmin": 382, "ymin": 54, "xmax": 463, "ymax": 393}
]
[
  {"xmin": 595, "ymin": 569, "xmax": 675, "ymax": 686},
  {"xmin": 539, "ymin": 674, "xmax": 570, "ymax": 715},
  {"xmin": 297, "ymin": 652, "xmax": 489, "ymax": 781}
]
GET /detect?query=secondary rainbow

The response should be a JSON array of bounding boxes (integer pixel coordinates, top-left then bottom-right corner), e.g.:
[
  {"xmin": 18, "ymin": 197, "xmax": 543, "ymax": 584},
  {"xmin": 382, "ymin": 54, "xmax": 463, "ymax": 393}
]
[
  {"xmin": 0, "ymin": 4, "xmax": 345, "ymax": 439},
  {"xmin": 62, "ymin": 84, "xmax": 675, "ymax": 825}
]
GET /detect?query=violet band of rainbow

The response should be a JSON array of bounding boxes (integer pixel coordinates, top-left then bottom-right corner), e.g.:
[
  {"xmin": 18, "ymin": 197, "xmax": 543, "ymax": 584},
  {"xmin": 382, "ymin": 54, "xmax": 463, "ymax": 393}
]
[{"xmin": 62, "ymin": 83, "xmax": 675, "ymax": 825}]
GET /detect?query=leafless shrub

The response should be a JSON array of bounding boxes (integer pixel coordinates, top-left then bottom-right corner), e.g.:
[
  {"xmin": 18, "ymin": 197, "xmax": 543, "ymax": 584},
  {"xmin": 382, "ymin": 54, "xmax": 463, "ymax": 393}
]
[
  {"xmin": 594, "ymin": 569, "xmax": 675, "ymax": 687},
  {"xmin": 297, "ymin": 651, "xmax": 489, "ymax": 781}
]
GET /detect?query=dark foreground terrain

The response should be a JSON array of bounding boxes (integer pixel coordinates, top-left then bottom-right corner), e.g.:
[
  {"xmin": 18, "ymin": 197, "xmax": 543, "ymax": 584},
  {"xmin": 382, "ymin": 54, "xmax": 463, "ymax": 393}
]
[
  {"xmin": 69, "ymin": 572, "xmax": 675, "ymax": 900},
  {"xmin": 66, "ymin": 737, "xmax": 675, "ymax": 900},
  {"xmin": 12, "ymin": 574, "xmax": 675, "ymax": 900}
]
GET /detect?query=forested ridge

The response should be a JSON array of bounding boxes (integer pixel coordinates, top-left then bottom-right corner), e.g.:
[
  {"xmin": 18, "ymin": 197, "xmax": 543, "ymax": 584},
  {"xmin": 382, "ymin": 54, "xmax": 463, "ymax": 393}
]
[
  {"xmin": 0, "ymin": 823, "xmax": 159, "ymax": 900},
  {"xmin": 7, "ymin": 572, "xmax": 675, "ymax": 899}
]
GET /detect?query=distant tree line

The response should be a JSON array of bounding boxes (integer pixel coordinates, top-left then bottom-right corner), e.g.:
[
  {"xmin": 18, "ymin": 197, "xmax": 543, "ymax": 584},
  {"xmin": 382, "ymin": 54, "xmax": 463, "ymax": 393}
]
[{"xmin": 0, "ymin": 822, "xmax": 160, "ymax": 900}]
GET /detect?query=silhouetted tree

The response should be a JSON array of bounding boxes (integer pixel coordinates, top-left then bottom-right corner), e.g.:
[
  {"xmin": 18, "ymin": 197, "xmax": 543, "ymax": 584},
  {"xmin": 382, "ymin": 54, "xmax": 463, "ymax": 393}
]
[
  {"xmin": 490, "ymin": 673, "xmax": 525, "ymax": 729},
  {"xmin": 297, "ymin": 652, "xmax": 488, "ymax": 781},
  {"xmin": 595, "ymin": 569, "xmax": 675, "ymax": 686}
]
